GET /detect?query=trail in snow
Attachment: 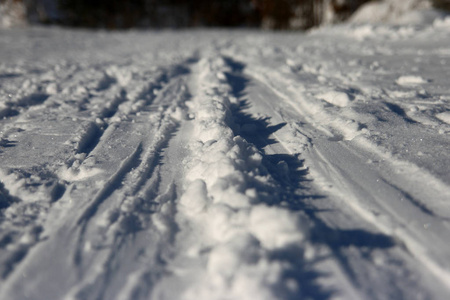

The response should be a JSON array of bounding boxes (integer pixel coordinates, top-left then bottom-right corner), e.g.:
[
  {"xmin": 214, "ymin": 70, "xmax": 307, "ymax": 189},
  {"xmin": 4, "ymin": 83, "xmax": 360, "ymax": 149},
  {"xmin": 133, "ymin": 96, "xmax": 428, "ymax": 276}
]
[{"xmin": 0, "ymin": 19, "xmax": 450, "ymax": 300}]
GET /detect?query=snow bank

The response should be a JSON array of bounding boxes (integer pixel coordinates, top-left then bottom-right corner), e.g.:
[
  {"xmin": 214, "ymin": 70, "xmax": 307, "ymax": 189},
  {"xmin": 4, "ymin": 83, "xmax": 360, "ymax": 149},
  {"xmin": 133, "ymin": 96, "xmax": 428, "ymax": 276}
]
[{"xmin": 350, "ymin": 0, "xmax": 448, "ymax": 25}]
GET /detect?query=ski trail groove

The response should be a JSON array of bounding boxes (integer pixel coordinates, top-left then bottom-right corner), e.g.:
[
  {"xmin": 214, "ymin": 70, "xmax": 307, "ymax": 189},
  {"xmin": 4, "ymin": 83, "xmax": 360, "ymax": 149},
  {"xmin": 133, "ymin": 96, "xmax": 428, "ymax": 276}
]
[
  {"xmin": 65, "ymin": 71, "xmax": 192, "ymax": 299},
  {"xmin": 252, "ymin": 61, "xmax": 450, "ymax": 292},
  {"xmin": 217, "ymin": 52, "xmax": 449, "ymax": 298},
  {"xmin": 76, "ymin": 142, "xmax": 143, "ymax": 226},
  {"xmin": 0, "ymin": 54, "xmax": 198, "ymax": 300}
]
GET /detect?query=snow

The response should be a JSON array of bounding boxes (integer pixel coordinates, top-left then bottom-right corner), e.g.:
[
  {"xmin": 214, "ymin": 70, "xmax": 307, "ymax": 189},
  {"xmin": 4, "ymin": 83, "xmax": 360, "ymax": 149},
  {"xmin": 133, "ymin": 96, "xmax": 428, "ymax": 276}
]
[
  {"xmin": 436, "ymin": 111, "xmax": 450, "ymax": 124},
  {"xmin": 396, "ymin": 75, "xmax": 428, "ymax": 86},
  {"xmin": 1, "ymin": 13, "xmax": 450, "ymax": 300}
]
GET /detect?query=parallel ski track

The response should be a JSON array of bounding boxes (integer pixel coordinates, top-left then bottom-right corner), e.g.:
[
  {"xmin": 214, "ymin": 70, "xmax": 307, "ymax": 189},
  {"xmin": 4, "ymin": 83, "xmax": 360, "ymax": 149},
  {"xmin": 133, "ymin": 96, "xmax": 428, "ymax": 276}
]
[
  {"xmin": 68, "ymin": 74, "xmax": 191, "ymax": 299},
  {"xmin": 0, "ymin": 55, "xmax": 195, "ymax": 300},
  {"xmin": 229, "ymin": 53, "xmax": 450, "ymax": 295}
]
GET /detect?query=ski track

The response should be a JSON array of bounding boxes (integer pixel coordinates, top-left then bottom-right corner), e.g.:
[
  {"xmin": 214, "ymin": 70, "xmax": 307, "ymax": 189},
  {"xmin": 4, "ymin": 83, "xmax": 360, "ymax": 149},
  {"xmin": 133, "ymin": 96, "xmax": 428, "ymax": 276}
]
[
  {"xmin": 220, "ymin": 49, "xmax": 450, "ymax": 295},
  {"xmin": 0, "ymin": 25, "xmax": 450, "ymax": 299},
  {"xmin": 215, "ymin": 57, "xmax": 445, "ymax": 299}
]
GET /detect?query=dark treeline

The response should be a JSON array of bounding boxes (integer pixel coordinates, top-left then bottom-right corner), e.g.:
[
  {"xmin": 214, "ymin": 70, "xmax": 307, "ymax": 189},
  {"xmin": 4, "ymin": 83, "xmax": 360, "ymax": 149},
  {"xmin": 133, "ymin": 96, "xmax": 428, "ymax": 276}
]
[
  {"xmin": 3, "ymin": 0, "xmax": 450, "ymax": 29},
  {"xmin": 56, "ymin": 0, "xmax": 374, "ymax": 29},
  {"xmin": 4, "ymin": 0, "xmax": 372, "ymax": 29},
  {"xmin": 58, "ymin": 0, "xmax": 259, "ymax": 28}
]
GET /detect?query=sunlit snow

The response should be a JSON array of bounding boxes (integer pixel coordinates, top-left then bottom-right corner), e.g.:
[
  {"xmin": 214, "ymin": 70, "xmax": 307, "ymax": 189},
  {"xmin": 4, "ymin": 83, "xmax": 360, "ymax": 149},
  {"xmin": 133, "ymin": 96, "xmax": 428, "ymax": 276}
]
[{"xmin": 1, "ymin": 7, "xmax": 450, "ymax": 300}]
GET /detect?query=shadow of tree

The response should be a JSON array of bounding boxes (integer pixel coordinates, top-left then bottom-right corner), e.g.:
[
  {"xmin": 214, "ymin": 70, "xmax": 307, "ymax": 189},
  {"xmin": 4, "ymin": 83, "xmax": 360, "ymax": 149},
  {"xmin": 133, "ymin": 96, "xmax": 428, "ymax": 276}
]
[{"xmin": 223, "ymin": 55, "xmax": 398, "ymax": 299}]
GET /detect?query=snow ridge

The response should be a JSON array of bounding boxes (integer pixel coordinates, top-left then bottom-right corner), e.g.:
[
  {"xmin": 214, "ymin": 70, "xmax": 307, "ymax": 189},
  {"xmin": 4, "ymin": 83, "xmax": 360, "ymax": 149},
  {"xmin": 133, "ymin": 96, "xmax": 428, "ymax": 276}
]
[{"xmin": 156, "ymin": 54, "xmax": 311, "ymax": 300}]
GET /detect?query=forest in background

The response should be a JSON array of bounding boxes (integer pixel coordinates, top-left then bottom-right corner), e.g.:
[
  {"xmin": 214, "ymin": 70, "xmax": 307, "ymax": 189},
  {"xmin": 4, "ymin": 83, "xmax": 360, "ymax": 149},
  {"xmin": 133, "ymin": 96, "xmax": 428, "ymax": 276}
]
[{"xmin": 1, "ymin": 0, "xmax": 450, "ymax": 29}]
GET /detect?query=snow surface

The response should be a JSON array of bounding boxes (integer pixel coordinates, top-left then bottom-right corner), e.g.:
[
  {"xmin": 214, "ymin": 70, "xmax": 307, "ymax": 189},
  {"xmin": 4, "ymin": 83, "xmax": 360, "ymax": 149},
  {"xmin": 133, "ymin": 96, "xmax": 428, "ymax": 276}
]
[{"xmin": 1, "ymin": 17, "xmax": 450, "ymax": 300}]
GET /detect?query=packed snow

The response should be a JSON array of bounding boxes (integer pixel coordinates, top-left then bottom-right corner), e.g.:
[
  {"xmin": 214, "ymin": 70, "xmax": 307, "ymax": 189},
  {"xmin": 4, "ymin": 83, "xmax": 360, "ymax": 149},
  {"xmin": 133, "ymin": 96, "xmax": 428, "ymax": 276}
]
[{"xmin": 1, "ymin": 8, "xmax": 450, "ymax": 300}]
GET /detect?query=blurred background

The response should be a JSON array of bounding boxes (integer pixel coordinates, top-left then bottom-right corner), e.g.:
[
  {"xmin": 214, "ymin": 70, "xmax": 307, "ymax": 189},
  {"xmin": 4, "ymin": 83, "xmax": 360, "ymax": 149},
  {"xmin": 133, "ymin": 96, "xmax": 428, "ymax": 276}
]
[{"xmin": 1, "ymin": 0, "xmax": 450, "ymax": 29}]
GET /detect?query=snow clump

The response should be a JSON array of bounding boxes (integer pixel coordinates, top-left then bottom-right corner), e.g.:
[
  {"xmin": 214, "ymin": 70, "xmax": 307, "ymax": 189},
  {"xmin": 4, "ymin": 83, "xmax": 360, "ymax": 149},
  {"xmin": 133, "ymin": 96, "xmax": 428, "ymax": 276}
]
[{"xmin": 316, "ymin": 91, "xmax": 351, "ymax": 107}]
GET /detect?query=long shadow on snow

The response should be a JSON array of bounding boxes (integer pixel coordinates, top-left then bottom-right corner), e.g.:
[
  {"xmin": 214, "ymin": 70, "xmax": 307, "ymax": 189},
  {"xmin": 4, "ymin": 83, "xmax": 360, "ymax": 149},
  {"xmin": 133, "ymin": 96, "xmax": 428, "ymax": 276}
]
[
  {"xmin": 225, "ymin": 56, "xmax": 397, "ymax": 299},
  {"xmin": 226, "ymin": 57, "xmax": 332, "ymax": 299},
  {"xmin": 0, "ymin": 138, "xmax": 17, "ymax": 154},
  {"xmin": 231, "ymin": 99, "xmax": 334, "ymax": 299}
]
